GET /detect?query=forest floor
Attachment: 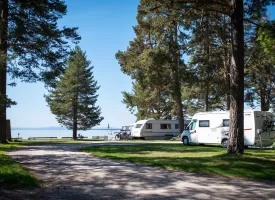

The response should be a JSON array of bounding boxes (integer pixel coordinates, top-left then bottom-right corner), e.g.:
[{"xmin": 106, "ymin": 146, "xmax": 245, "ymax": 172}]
[{"xmin": 1, "ymin": 142, "xmax": 275, "ymax": 200}]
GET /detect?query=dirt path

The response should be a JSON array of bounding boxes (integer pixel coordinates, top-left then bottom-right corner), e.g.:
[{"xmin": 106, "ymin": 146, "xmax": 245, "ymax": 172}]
[{"xmin": 2, "ymin": 143, "xmax": 275, "ymax": 199}]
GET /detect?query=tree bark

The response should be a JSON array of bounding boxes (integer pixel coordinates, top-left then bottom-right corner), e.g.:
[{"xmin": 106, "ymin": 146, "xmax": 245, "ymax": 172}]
[
  {"xmin": 203, "ymin": 84, "xmax": 209, "ymax": 112},
  {"xmin": 227, "ymin": 0, "xmax": 244, "ymax": 154},
  {"xmin": 222, "ymin": 14, "xmax": 231, "ymax": 111},
  {"xmin": 0, "ymin": 0, "xmax": 8, "ymax": 144},
  {"xmin": 172, "ymin": 21, "xmax": 184, "ymax": 134},
  {"xmin": 260, "ymin": 87, "xmax": 270, "ymax": 111},
  {"xmin": 224, "ymin": 50, "xmax": 231, "ymax": 110},
  {"xmin": 204, "ymin": 17, "xmax": 210, "ymax": 113},
  {"xmin": 72, "ymin": 96, "xmax": 78, "ymax": 140}
]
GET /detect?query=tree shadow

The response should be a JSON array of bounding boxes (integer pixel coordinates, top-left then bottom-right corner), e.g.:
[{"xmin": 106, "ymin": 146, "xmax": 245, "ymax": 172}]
[{"xmin": 2, "ymin": 144, "xmax": 275, "ymax": 199}]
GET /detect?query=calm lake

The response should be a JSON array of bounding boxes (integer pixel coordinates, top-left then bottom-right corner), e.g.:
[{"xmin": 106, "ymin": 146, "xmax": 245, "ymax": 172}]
[{"xmin": 11, "ymin": 129, "xmax": 120, "ymax": 139}]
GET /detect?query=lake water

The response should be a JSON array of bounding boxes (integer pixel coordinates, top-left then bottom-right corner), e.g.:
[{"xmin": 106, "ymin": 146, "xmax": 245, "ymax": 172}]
[{"xmin": 11, "ymin": 129, "xmax": 120, "ymax": 139}]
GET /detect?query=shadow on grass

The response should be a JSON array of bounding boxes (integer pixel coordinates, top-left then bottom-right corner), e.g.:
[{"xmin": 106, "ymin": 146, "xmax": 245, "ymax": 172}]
[
  {"xmin": 83, "ymin": 144, "xmax": 224, "ymax": 155},
  {"xmin": 0, "ymin": 144, "xmax": 39, "ymax": 189},
  {"xmin": 0, "ymin": 155, "xmax": 39, "ymax": 188},
  {"xmin": 83, "ymin": 144, "xmax": 275, "ymax": 180},
  {"xmin": 4, "ymin": 143, "xmax": 275, "ymax": 199}
]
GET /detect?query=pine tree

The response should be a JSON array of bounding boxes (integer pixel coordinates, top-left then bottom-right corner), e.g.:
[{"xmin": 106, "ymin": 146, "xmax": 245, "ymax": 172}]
[
  {"xmin": 117, "ymin": 0, "xmax": 189, "ymax": 134},
  {"xmin": 122, "ymin": 82, "xmax": 174, "ymax": 120},
  {"xmin": 187, "ymin": 10, "xmax": 227, "ymax": 112},
  {"xmin": 245, "ymin": 31, "xmax": 275, "ymax": 111},
  {"xmin": 46, "ymin": 47, "xmax": 103, "ymax": 139},
  {"xmin": 0, "ymin": 0, "xmax": 80, "ymax": 143}
]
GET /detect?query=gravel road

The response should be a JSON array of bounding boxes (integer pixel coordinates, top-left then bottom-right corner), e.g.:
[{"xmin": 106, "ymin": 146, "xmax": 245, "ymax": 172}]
[{"xmin": 1, "ymin": 142, "xmax": 274, "ymax": 199}]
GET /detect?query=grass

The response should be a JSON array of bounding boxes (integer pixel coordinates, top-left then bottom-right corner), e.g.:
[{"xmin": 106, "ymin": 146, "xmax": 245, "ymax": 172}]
[
  {"xmin": 82, "ymin": 144, "xmax": 275, "ymax": 181},
  {"xmin": 8, "ymin": 139, "xmax": 179, "ymax": 146},
  {"xmin": 8, "ymin": 138, "xmax": 107, "ymax": 146},
  {"xmin": 0, "ymin": 142, "xmax": 39, "ymax": 188}
]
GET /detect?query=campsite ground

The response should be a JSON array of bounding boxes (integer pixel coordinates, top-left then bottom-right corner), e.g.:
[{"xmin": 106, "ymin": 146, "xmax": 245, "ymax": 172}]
[
  {"xmin": 0, "ymin": 141, "xmax": 274, "ymax": 199},
  {"xmin": 82, "ymin": 143, "xmax": 275, "ymax": 180}
]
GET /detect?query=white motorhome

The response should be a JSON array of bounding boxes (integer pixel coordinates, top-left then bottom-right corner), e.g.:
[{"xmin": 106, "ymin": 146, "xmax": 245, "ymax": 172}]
[
  {"xmin": 181, "ymin": 110, "xmax": 275, "ymax": 147},
  {"xmin": 132, "ymin": 119, "xmax": 190, "ymax": 140}
]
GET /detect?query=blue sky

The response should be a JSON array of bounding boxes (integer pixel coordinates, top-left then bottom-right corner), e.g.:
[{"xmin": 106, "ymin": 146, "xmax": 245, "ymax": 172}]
[
  {"xmin": 7, "ymin": 0, "xmax": 139, "ymax": 128},
  {"xmin": 6, "ymin": 1, "xmax": 275, "ymax": 128}
]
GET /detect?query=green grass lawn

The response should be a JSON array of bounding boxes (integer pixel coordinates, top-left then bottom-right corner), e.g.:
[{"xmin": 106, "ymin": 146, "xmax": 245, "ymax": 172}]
[
  {"xmin": 8, "ymin": 138, "xmax": 106, "ymax": 146},
  {"xmin": 82, "ymin": 144, "xmax": 275, "ymax": 180},
  {"xmin": 0, "ymin": 143, "xmax": 39, "ymax": 188}
]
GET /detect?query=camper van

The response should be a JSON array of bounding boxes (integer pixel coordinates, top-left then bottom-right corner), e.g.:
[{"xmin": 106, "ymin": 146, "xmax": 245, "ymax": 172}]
[
  {"xmin": 181, "ymin": 110, "xmax": 275, "ymax": 147},
  {"xmin": 131, "ymin": 119, "xmax": 190, "ymax": 140}
]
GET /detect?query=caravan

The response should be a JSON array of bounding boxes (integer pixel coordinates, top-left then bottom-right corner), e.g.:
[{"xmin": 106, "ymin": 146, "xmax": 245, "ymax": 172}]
[
  {"xmin": 131, "ymin": 119, "xmax": 190, "ymax": 140},
  {"xmin": 181, "ymin": 110, "xmax": 275, "ymax": 147}
]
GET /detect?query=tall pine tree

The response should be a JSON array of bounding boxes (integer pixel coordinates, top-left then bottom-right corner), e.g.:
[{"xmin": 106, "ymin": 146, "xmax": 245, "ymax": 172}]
[
  {"xmin": 46, "ymin": 47, "xmax": 103, "ymax": 139},
  {"xmin": 0, "ymin": 0, "xmax": 80, "ymax": 143}
]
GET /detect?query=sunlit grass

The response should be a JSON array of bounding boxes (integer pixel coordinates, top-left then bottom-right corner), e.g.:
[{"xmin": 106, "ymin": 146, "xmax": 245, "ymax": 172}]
[
  {"xmin": 82, "ymin": 144, "xmax": 275, "ymax": 180},
  {"xmin": 0, "ymin": 143, "xmax": 39, "ymax": 188}
]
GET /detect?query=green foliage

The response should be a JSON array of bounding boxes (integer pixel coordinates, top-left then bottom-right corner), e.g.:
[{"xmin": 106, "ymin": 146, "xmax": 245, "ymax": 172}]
[
  {"xmin": 116, "ymin": 0, "xmax": 188, "ymax": 122},
  {"xmin": 257, "ymin": 21, "xmax": 275, "ymax": 62},
  {"xmin": 244, "ymin": 40, "xmax": 275, "ymax": 110},
  {"xmin": 6, "ymin": 0, "xmax": 81, "ymax": 87},
  {"xmin": 83, "ymin": 144, "xmax": 275, "ymax": 180},
  {"xmin": 118, "ymin": 0, "xmax": 275, "ymax": 119},
  {"xmin": 46, "ymin": 46, "xmax": 103, "ymax": 131},
  {"xmin": 187, "ymin": 11, "xmax": 230, "ymax": 111},
  {"xmin": 122, "ymin": 82, "xmax": 174, "ymax": 120}
]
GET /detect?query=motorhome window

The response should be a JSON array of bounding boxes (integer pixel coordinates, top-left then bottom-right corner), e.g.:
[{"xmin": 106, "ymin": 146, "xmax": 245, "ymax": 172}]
[
  {"xmin": 135, "ymin": 124, "xmax": 142, "ymax": 128},
  {"xmin": 146, "ymin": 123, "xmax": 152, "ymax": 129},
  {"xmin": 223, "ymin": 119, "xmax": 230, "ymax": 127},
  {"xmin": 160, "ymin": 124, "xmax": 171, "ymax": 129},
  {"xmin": 199, "ymin": 120, "xmax": 209, "ymax": 127},
  {"xmin": 175, "ymin": 124, "xmax": 179, "ymax": 129}
]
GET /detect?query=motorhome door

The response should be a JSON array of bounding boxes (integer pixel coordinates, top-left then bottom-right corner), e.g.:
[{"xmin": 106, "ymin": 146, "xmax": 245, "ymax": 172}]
[
  {"xmin": 188, "ymin": 120, "xmax": 198, "ymax": 143},
  {"xmin": 197, "ymin": 120, "xmax": 210, "ymax": 143}
]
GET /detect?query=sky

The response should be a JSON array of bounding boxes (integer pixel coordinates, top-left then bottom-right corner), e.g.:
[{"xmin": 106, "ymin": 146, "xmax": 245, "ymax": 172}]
[
  {"xmin": 6, "ymin": 1, "xmax": 275, "ymax": 128},
  {"xmin": 7, "ymin": 0, "xmax": 139, "ymax": 128}
]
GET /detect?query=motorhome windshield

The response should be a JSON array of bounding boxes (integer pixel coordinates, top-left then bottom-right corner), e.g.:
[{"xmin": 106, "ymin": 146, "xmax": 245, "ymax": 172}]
[
  {"xmin": 187, "ymin": 120, "xmax": 197, "ymax": 130},
  {"xmin": 135, "ymin": 124, "xmax": 142, "ymax": 128},
  {"xmin": 121, "ymin": 126, "xmax": 130, "ymax": 131}
]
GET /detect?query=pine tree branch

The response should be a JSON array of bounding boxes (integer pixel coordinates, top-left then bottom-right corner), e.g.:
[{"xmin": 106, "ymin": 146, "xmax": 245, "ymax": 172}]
[{"xmin": 176, "ymin": 0, "xmax": 231, "ymax": 9}]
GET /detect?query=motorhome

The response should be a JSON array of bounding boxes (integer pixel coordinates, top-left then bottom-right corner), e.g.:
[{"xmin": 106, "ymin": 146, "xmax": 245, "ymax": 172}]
[
  {"xmin": 181, "ymin": 110, "xmax": 275, "ymax": 147},
  {"xmin": 131, "ymin": 119, "xmax": 190, "ymax": 140}
]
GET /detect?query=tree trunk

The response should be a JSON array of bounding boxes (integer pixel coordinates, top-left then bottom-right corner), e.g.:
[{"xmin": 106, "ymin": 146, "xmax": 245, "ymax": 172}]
[
  {"xmin": 72, "ymin": 97, "xmax": 78, "ymax": 140},
  {"xmin": 0, "ymin": 0, "xmax": 8, "ymax": 144},
  {"xmin": 224, "ymin": 50, "xmax": 231, "ymax": 110},
  {"xmin": 222, "ymin": 14, "xmax": 231, "ymax": 111},
  {"xmin": 203, "ymin": 84, "xmax": 209, "ymax": 112},
  {"xmin": 172, "ymin": 21, "xmax": 184, "ymax": 134},
  {"xmin": 176, "ymin": 84, "xmax": 184, "ymax": 134},
  {"xmin": 6, "ymin": 119, "xmax": 11, "ymax": 141},
  {"xmin": 260, "ymin": 87, "xmax": 270, "ymax": 111},
  {"xmin": 227, "ymin": 0, "xmax": 244, "ymax": 154},
  {"xmin": 204, "ymin": 18, "xmax": 210, "ymax": 113}
]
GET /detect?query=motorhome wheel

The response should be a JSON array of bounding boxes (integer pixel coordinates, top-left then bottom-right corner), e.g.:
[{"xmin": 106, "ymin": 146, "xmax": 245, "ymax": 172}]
[
  {"xmin": 221, "ymin": 139, "xmax": 228, "ymax": 148},
  {"xmin": 115, "ymin": 134, "xmax": 120, "ymax": 141},
  {"xmin": 182, "ymin": 137, "xmax": 189, "ymax": 145}
]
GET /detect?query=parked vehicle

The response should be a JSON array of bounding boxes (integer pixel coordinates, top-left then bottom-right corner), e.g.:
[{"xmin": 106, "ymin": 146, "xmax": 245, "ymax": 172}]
[
  {"xmin": 181, "ymin": 110, "xmax": 275, "ymax": 147},
  {"xmin": 114, "ymin": 125, "xmax": 133, "ymax": 141},
  {"xmin": 120, "ymin": 125, "xmax": 132, "ymax": 133},
  {"xmin": 114, "ymin": 131, "xmax": 132, "ymax": 141},
  {"xmin": 131, "ymin": 119, "xmax": 190, "ymax": 140}
]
